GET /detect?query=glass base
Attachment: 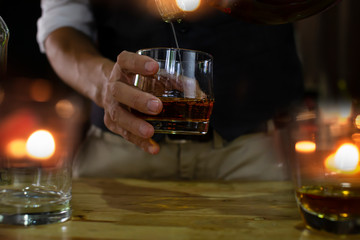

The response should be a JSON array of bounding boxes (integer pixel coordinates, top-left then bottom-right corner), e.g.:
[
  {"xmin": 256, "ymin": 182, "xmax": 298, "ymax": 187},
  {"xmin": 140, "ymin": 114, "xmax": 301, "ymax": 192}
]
[
  {"xmin": 149, "ymin": 120, "xmax": 209, "ymax": 135},
  {"xmin": 0, "ymin": 209, "xmax": 71, "ymax": 226},
  {"xmin": 299, "ymin": 205, "xmax": 360, "ymax": 235},
  {"xmin": 0, "ymin": 188, "xmax": 71, "ymax": 226}
]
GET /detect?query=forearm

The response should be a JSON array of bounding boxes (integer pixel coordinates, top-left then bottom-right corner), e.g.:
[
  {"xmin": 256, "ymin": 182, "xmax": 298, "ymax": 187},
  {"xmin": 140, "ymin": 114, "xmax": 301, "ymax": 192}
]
[{"xmin": 44, "ymin": 27, "xmax": 114, "ymax": 107}]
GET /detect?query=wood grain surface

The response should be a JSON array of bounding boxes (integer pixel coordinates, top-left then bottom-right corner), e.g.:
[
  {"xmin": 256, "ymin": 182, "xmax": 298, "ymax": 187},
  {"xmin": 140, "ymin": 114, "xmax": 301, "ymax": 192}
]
[{"xmin": 0, "ymin": 178, "xmax": 358, "ymax": 240}]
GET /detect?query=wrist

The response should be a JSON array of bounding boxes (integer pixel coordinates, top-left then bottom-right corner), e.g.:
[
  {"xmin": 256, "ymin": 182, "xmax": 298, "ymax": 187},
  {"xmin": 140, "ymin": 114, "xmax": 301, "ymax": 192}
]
[{"xmin": 94, "ymin": 58, "xmax": 115, "ymax": 108}]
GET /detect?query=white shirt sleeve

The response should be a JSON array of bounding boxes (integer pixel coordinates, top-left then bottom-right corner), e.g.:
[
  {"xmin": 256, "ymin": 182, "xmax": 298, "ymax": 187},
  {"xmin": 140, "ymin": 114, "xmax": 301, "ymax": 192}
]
[{"xmin": 37, "ymin": 0, "xmax": 96, "ymax": 53}]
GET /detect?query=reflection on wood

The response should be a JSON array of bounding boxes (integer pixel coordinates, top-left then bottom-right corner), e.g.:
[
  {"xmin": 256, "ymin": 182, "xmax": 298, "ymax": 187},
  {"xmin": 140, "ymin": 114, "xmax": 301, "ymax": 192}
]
[{"xmin": 1, "ymin": 178, "xmax": 358, "ymax": 240}]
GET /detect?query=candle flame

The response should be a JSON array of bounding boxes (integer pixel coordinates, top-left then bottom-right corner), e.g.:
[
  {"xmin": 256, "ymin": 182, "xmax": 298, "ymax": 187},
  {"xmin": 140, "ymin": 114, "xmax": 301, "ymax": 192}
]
[
  {"xmin": 176, "ymin": 0, "xmax": 201, "ymax": 11},
  {"xmin": 295, "ymin": 141, "xmax": 316, "ymax": 153},
  {"xmin": 324, "ymin": 143, "xmax": 360, "ymax": 174},
  {"xmin": 26, "ymin": 130, "xmax": 55, "ymax": 160},
  {"xmin": 334, "ymin": 143, "xmax": 359, "ymax": 171}
]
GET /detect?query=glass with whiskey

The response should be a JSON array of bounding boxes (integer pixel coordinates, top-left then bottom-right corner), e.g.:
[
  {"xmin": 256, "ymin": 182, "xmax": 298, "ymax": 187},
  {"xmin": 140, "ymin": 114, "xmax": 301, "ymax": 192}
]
[
  {"xmin": 133, "ymin": 48, "xmax": 214, "ymax": 135},
  {"xmin": 290, "ymin": 99, "xmax": 360, "ymax": 234}
]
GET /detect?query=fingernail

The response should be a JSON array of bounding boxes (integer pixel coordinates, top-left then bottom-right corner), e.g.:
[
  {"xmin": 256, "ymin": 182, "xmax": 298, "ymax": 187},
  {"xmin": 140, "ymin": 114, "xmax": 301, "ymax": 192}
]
[
  {"xmin": 148, "ymin": 140, "xmax": 159, "ymax": 155},
  {"xmin": 139, "ymin": 124, "xmax": 153, "ymax": 138},
  {"xmin": 145, "ymin": 61, "xmax": 157, "ymax": 73},
  {"xmin": 147, "ymin": 99, "xmax": 161, "ymax": 113}
]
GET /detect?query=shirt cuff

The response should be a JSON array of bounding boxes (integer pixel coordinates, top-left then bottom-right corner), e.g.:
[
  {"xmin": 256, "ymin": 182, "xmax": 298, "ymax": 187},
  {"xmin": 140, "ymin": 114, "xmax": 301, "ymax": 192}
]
[{"xmin": 36, "ymin": 0, "xmax": 95, "ymax": 53}]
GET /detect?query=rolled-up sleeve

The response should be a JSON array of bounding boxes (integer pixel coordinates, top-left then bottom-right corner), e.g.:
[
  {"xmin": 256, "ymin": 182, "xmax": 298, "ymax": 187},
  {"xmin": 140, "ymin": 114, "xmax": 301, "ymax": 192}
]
[{"xmin": 37, "ymin": 0, "xmax": 95, "ymax": 53}]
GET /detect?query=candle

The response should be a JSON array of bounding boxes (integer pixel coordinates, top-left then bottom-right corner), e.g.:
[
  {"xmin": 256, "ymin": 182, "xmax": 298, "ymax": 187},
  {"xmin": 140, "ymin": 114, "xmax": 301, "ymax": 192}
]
[
  {"xmin": 295, "ymin": 141, "xmax": 316, "ymax": 153},
  {"xmin": 26, "ymin": 130, "xmax": 56, "ymax": 160},
  {"xmin": 324, "ymin": 143, "xmax": 360, "ymax": 174},
  {"xmin": 4, "ymin": 129, "xmax": 57, "ymax": 169}
]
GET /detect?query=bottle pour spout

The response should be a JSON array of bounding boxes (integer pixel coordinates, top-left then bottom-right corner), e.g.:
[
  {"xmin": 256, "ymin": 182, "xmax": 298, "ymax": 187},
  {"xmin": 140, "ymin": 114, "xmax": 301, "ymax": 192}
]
[{"xmin": 155, "ymin": 0, "xmax": 201, "ymax": 22}]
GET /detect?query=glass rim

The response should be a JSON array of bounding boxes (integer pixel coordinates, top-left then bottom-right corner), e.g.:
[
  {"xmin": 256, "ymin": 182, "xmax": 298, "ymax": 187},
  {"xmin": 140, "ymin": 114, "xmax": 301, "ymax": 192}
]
[
  {"xmin": 136, "ymin": 47, "xmax": 213, "ymax": 60},
  {"xmin": 0, "ymin": 16, "xmax": 9, "ymax": 35}
]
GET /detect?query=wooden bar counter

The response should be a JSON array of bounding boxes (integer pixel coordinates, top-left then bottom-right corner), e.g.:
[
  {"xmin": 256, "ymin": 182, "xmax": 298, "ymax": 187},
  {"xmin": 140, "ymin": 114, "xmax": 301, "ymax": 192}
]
[{"xmin": 0, "ymin": 178, "xmax": 358, "ymax": 240}]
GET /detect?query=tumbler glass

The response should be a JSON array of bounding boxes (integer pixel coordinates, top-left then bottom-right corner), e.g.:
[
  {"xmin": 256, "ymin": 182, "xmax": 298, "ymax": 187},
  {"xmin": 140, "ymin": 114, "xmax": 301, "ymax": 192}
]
[
  {"xmin": 0, "ymin": 78, "xmax": 82, "ymax": 225},
  {"xmin": 290, "ymin": 98, "xmax": 360, "ymax": 235},
  {"xmin": 133, "ymin": 48, "xmax": 214, "ymax": 135}
]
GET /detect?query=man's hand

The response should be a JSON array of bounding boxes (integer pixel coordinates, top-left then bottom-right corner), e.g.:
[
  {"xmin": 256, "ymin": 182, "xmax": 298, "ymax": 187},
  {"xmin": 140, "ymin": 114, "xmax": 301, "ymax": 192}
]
[
  {"xmin": 44, "ymin": 28, "xmax": 163, "ymax": 154},
  {"xmin": 102, "ymin": 51, "xmax": 163, "ymax": 154}
]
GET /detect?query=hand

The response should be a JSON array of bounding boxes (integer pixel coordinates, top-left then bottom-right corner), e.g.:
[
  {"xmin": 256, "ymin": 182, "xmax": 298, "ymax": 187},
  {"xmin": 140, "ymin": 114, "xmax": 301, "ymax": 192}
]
[{"xmin": 102, "ymin": 51, "xmax": 163, "ymax": 154}]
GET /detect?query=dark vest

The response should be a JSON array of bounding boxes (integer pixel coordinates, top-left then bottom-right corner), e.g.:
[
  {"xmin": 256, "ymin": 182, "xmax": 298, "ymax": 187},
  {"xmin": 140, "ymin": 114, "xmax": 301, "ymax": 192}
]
[{"xmin": 89, "ymin": 0, "xmax": 304, "ymax": 141}]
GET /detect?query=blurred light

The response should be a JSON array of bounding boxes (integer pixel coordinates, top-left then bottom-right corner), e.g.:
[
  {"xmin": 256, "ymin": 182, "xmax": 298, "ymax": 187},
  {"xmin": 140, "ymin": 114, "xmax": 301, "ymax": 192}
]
[
  {"xmin": 296, "ymin": 111, "xmax": 316, "ymax": 121},
  {"xmin": 352, "ymin": 133, "xmax": 360, "ymax": 143},
  {"xmin": 6, "ymin": 139, "xmax": 27, "ymax": 158},
  {"xmin": 355, "ymin": 115, "xmax": 360, "ymax": 129},
  {"xmin": 0, "ymin": 86, "xmax": 4, "ymax": 105},
  {"xmin": 295, "ymin": 141, "xmax": 316, "ymax": 153},
  {"xmin": 338, "ymin": 102, "xmax": 352, "ymax": 120},
  {"xmin": 26, "ymin": 130, "xmax": 55, "ymax": 160},
  {"xmin": 319, "ymin": 100, "xmax": 352, "ymax": 124},
  {"xmin": 324, "ymin": 143, "xmax": 360, "ymax": 174},
  {"xmin": 30, "ymin": 78, "xmax": 52, "ymax": 102},
  {"xmin": 176, "ymin": 0, "xmax": 201, "ymax": 11},
  {"xmin": 334, "ymin": 143, "xmax": 359, "ymax": 171},
  {"xmin": 55, "ymin": 99, "xmax": 75, "ymax": 119},
  {"xmin": 341, "ymin": 182, "xmax": 352, "ymax": 188}
]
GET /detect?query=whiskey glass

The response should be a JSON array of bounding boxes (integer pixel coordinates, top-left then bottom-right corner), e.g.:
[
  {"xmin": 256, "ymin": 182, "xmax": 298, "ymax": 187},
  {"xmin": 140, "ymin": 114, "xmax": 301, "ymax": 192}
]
[
  {"xmin": 133, "ymin": 48, "xmax": 214, "ymax": 135},
  {"xmin": 290, "ymin": 98, "xmax": 360, "ymax": 234}
]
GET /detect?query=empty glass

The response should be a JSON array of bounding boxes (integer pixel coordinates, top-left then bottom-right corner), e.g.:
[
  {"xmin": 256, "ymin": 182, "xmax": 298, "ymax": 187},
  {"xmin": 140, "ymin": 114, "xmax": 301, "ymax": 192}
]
[{"xmin": 0, "ymin": 76, "xmax": 82, "ymax": 225}]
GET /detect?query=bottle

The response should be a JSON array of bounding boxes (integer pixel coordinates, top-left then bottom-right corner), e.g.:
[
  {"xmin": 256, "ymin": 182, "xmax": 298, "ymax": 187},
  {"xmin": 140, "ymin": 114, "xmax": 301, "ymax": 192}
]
[
  {"xmin": 155, "ymin": 0, "xmax": 342, "ymax": 24},
  {"xmin": 0, "ymin": 16, "xmax": 9, "ymax": 78}
]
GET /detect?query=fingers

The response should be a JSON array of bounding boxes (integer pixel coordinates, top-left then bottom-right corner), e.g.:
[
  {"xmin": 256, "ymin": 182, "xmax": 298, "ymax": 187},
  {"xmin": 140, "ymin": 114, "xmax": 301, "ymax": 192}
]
[
  {"xmin": 109, "ymin": 51, "xmax": 163, "ymax": 115},
  {"xmin": 104, "ymin": 104, "xmax": 160, "ymax": 155},
  {"xmin": 102, "ymin": 50, "xmax": 163, "ymax": 154},
  {"xmin": 107, "ymin": 102, "xmax": 153, "ymax": 138},
  {"xmin": 108, "ymin": 80, "xmax": 163, "ymax": 115},
  {"xmin": 117, "ymin": 50, "xmax": 159, "ymax": 76}
]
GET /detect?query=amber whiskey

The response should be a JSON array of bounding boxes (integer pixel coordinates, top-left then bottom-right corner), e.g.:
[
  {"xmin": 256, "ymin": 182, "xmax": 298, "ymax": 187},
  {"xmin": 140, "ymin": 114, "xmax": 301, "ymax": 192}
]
[
  {"xmin": 296, "ymin": 185, "xmax": 360, "ymax": 234},
  {"xmin": 133, "ymin": 97, "xmax": 214, "ymax": 135}
]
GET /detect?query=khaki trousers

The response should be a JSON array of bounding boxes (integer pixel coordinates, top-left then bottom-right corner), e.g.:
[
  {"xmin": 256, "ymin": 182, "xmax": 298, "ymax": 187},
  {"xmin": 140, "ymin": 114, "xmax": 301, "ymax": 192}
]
[{"xmin": 73, "ymin": 125, "xmax": 290, "ymax": 181}]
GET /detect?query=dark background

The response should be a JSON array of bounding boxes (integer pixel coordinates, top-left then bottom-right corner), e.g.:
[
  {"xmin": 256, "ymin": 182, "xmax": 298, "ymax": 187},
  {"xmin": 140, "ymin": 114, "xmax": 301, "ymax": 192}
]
[
  {"xmin": 0, "ymin": 0, "xmax": 359, "ymax": 100},
  {"xmin": 0, "ymin": 0, "xmax": 55, "ymax": 80},
  {"xmin": 295, "ymin": 0, "xmax": 360, "ymax": 100},
  {"xmin": 0, "ymin": 0, "xmax": 90, "ymax": 144}
]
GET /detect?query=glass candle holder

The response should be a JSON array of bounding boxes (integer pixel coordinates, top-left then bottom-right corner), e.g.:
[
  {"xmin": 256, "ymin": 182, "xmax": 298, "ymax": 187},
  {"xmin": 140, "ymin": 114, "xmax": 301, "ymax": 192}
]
[{"xmin": 0, "ymin": 77, "xmax": 83, "ymax": 225}]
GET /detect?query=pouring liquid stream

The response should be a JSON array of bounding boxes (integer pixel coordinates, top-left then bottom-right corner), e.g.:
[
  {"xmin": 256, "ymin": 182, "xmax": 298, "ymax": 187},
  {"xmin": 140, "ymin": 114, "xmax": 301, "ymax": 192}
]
[
  {"xmin": 169, "ymin": 21, "xmax": 184, "ymax": 77},
  {"xmin": 170, "ymin": 22, "xmax": 180, "ymax": 50}
]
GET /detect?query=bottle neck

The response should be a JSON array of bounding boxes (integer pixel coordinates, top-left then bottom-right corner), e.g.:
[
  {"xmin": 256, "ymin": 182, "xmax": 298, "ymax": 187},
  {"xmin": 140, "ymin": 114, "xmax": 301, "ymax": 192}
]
[
  {"xmin": 0, "ymin": 16, "xmax": 9, "ymax": 78},
  {"xmin": 155, "ymin": 0, "xmax": 186, "ymax": 22}
]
